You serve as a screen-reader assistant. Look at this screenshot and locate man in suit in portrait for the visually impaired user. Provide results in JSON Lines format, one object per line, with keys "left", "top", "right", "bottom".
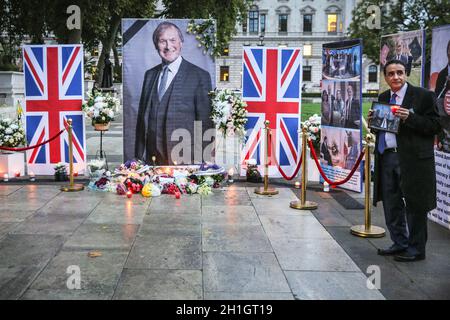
{"left": 369, "top": 59, "right": 441, "bottom": 262}
{"left": 344, "top": 84, "right": 360, "bottom": 129}
{"left": 135, "top": 21, "right": 214, "bottom": 165}
{"left": 393, "top": 40, "right": 413, "bottom": 76}
{"left": 435, "top": 40, "right": 450, "bottom": 152}
{"left": 435, "top": 40, "right": 450, "bottom": 99}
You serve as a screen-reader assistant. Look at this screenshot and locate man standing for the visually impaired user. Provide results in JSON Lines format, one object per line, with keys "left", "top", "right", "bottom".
{"left": 135, "top": 21, "right": 213, "bottom": 165}
{"left": 370, "top": 60, "right": 441, "bottom": 262}
{"left": 344, "top": 84, "right": 360, "bottom": 129}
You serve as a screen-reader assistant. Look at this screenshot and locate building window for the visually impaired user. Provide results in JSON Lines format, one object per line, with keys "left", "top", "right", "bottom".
{"left": 303, "top": 44, "right": 312, "bottom": 57}
{"left": 303, "top": 14, "right": 312, "bottom": 32}
{"left": 368, "top": 65, "right": 377, "bottom": 83}
{"left": 260, "top": 14, "right": 266, "bottom": 33}
{"left": 327, "top": 14, "right": 337, "bottom": 33}
{"left": 279, "top": 14, "right": 288, "bottom": 32}
{"left": 249, "top": 10, "right": 259, "bottom": 33}
{"left": 242, "top": 19, "right": 247, "bottom": 33}
{"left": 220, "top": 66, "right": 230, "bottom": 82}
{"left": 303, "top": 66, "right": 312, "bottom": 82}
{"left": 222, "top": 46, "right": 229, "bottom": 56}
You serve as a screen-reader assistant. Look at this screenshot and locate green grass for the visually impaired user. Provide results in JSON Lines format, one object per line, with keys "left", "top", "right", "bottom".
{"left": 301, "top": 101, "right": 372, "bottom": 136}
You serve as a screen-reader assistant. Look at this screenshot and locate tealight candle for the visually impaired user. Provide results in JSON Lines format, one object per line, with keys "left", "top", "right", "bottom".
{"left": 29, "top": 172, "right": 36, "bottom": 182}
{"left": 14, "top": 171, "right": 20, "bottom": 178}
{"left": 228, "top": 168, "right": 234, "bottom": 183}
{"left": 126, "top": 191, "right": 132, "bottom": 198}
{"left": 294, "top": 181, "right": 301, "bottom": 189}
{"left": 323, "top": 181, "right": 329, "bottom": 192}
{"left": 175, "top": 191, "right": 181, "bottom": 199}
{"left": 3, "top": 174, "right": 9, "bottom": 182}
{"left": 73, "top": 171, "right": 78, "bottom": 177}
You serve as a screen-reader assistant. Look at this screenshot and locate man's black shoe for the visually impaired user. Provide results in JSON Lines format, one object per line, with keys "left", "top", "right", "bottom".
{"left": 394, "top": 252, "right": 426, "bottom": 262}
{"left": 377, "top": 247, "right": 406, "bottom": 256}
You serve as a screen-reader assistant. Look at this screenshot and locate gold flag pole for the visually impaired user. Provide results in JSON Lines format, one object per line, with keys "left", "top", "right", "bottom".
{"left": 255, "top": 120, "right": 278, "bottom": 195}
{"left": 350, "top": 134, "right": 385, "bottom": 237}
{"left": 61, "top": 119, "right": 84, "bottom": 192}
{"left": 290, "top": 126, "right": 317, "bottom": 210}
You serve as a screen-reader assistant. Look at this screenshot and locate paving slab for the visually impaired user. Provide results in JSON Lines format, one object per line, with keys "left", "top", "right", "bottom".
{"left": 204, "top": 292, "right": 295, "bottom": 300}
{"left": 270, "top": 238, "right": 360, "bottom": 272}
{"left": 203, "top": 252, "right": 290, "bottom": 293}
{"left": 149, "top": 195, "right": 201, "bottom": 214}
{"left": 251, "top": 198, "right": 311, "bottom": 216}
{"left": 0, "top": 185, "right": 23, "bottom": 196}
{"left": 21, "top": 249, "right": 129, "bottom": 300}
{"left": 246, "top": 187, "right": 298, "bottom": 200}
{"left": 259, "top": 214, "right": 332, "bottom": 240}
{"left": 202, "top": 205, "right": 260, "bottom": 225}
{"left": 0, "top": 222, "right": 19, "bottom": 240}
{"left": 63, "top": 224, "right": 139, "bottom": 250}
{"left": 202, "top": 190, "right": 253, "bottom": 206}
{"left": 0, "top": 265, "right": 43, "bottom": 300}
{"left": 202, "top": 224, "right": 273, "bottom": 253}
{"left": 113, "top": 269, "right": 203, "bottom": 300}
{"left": 139, "top": 214, "right": 201, "bottom": 237}
{"left": 125, "top": 233, "right": 201, "bottom": 269}
{"left": 285, "top": 271, "right": 385, "bottom": 300}
{"left": 11, "top": 214, "right": 85, "bottom": 236}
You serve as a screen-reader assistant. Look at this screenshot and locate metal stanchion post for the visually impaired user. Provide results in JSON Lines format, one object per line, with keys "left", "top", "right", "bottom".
{"left": 290, "top": 127, "right": 318, "bottom": 210}
{"left": 61, "top": 119, "right": 84, "bottom": 192}
{"left": 255, "top": 120, "right": 278, "bottom": 196}
{"left": 350, "top": 135, "right": 385, "bottom": 237}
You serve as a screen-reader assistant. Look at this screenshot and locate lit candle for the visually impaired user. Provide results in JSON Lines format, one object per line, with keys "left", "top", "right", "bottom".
{"left": 14, "top": 171, "right": 20, "bottom": 178}
{"left": 73, "top": 171, "right": 78, "bottom": 177}
{"left": 294, "top": 181, "right": 301, "bottom": 189}
{"left": 175, "top": 191, "right": 181, "bottom": 199}
{"left": 29, "top": 172, "right": 36, "bottom": 182}
{"left": 151, "top": 156, "right": 156, "bottom": 166}
{"left": 173, "top": 160, "right": 178, "bottom": 166}
{"left": 126, "top": 191, "right": 132, "bottom": 198}
{"left": 228, "top": 168, "right": 234, "bottom": 183}
{"left": 323, "top": 182, "right": 330, "bottom": 192}
{"left": 3, "top": 174, "right": 9, "bottom": 182}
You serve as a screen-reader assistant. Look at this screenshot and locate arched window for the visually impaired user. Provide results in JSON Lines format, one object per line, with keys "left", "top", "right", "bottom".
{"left": 368, "top": 65, "right": 378, "bottom": 83}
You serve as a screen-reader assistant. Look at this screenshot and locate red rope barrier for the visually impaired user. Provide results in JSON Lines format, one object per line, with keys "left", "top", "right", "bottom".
{"left": 0, "top": 128, "right": 65, "bottom": 152}
{"left": 269, "top": 130, "right": 303, "bottom": 180}
{"left": 308, "top": 139, "right": 364, "bottom": 186}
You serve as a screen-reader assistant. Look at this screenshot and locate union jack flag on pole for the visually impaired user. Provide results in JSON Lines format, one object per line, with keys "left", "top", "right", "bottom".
{"left": 23, "top": 45, "right": 86, "bottom": 175}
{"left": 241, "top": 47, "right": 302, "bottom": 177}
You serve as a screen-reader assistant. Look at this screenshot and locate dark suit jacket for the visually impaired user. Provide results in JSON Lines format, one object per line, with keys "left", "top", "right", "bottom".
{"left": 373, "top": 83, "right": 441, "bottom": 213}
{"left": 135, "top": 58, "right": 213, "bottom": 164}
{"left": 435, "top": 66, "right": 448, "bottom": 98}
{"left": 345, "top": 98, "right": 360, "bottom": 129}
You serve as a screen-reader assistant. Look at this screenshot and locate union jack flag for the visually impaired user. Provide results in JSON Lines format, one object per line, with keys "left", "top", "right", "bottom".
{"left": 241, "top": 47, "right": 302, "bottom": 177}
{"left": 23, "top": 45, "right": 86, "bottom": 175}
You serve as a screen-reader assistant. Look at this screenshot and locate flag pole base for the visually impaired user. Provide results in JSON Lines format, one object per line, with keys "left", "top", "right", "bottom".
{"left": 61, "top": 184, "right": 85, "bottom": 192}
{"left": 290, "top": 200, "right": 318, "bottom": 210}
{"left": 350, "top": 225, "right": 385, "bottom": 238}
{"left": 254, "top": 187, "right": 279, "bottom": 196}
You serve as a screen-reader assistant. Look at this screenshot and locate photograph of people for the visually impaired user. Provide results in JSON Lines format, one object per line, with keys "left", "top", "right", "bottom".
{"left": 344, "top": 130, "right": 360, "bottom": 170}
{"left": 123, "top": 19, "right": 215, "bottom": 165}
{"left": 320, "top": 135, "right": 332, "bottom": 166}
{"left": 322, "top": 41, "right": 360, "bottom": 80}
{"left": 343, "top": 83, "right": 360, "bottom": 129}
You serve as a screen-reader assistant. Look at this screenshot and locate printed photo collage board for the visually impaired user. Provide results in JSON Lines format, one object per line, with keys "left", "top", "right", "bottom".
{"left": 320, "top": 39, "right": 363, "bottom": 192}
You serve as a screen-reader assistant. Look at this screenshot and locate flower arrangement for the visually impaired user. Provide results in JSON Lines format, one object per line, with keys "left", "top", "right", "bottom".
{"left": 210, "top": 89, "right": 248, "bottom": 137}
{"left": 302, "top": 114, "right": 321, "bottom": 155}
{"left": 82, "top": 90, "right": 120, "bottom": 125}
{"left": 186, "top": 18, "right": 220, "bottom": 57}
{"left": 0, "top": 118, "right": 26, "bottom": 148}
{"left": 54, "top": 162, "right": 67, "bottom": 174}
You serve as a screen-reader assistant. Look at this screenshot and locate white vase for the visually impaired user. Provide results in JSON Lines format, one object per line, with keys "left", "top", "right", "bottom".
{"left": 0, "top": 152, "right": 25, "bottom": 177}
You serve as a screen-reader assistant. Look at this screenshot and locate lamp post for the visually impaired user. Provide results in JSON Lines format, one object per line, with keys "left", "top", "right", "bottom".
{"left": 258, "top": 35, "right": 264, "bottom": 46}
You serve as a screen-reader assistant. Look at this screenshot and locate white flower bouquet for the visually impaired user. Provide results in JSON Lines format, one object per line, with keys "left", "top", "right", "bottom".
{"left": 302, "top": 114, "right": 321, "bottom": 154}
{"left": 82, "top": 90, "right": 120, "bottom": 125}
{"left": 210, "top": 89, "right": 248, "bottom": 137}
{"left": 0, "top": 118, "right": 26, "bottom": 148}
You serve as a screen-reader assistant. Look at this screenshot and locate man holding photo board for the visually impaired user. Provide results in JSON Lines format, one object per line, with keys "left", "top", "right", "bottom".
{"left": 369, "top": 59, "right": 441, "bottom": 262}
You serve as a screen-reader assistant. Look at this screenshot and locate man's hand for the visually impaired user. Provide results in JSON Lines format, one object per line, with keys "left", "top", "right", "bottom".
{"left": 395, "top": 107, "right": 409, "bottom": 121}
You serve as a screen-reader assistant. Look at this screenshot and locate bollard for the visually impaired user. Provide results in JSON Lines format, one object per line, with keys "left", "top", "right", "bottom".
{"left": 61, "top": 119, "right": 84, "bottom": 192}
{"left": 255, "top": 120, "right": 278, "bottom": 196}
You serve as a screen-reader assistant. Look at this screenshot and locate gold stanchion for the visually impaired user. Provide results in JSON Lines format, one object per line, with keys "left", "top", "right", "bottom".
{"left": 290, "top": 127, "right": 318, "bottom": 210}
{"left": 255, "top": 120, "right": 278, "bottom": 196}
{"left": 350, "top": 134, "right": 385, "bottom": 237}
{"left": 61, "top": 119, "right": 84, "bottom": 192}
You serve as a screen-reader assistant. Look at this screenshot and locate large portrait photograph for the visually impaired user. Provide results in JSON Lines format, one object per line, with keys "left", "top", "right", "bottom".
{"left": 122, "top": 19, "right": 216, "bottom": 165}
{"left": 379, "top": 30, "right": 424, "bottom": 93}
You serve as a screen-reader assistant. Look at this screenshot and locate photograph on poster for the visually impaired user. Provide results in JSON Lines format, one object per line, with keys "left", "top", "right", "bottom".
{"left": 369, "top": 102, "right": 400, "bottom": 134}
{"left": 429, "top": 25, "right": 450, "bottom": 154}
{"left": 379, "top": 30, "right": 424, "bottom": 92}
{"left": 322, "top": 44, "right": 360, "bottom": 80}
{"left": 122, "top": 19, "right": 216, "bottom": 165}
{"left": 320, "top": 127, "right": 360, "bottom": 170}
{"left": 321, "top": 80, "right": 361, "bottom": 129}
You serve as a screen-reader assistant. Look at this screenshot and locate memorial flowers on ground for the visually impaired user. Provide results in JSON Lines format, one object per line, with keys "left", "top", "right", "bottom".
{"left": 210, "top": 88, "right": 248, "bottom": 137}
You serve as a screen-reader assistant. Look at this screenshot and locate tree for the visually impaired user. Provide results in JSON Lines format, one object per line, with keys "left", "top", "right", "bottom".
{"left": 160, "top": 0, "right": 250, "bottom": 56}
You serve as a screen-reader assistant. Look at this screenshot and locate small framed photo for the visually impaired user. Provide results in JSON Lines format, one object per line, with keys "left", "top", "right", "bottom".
{"left": 369, "top": 101, "right": 401, "bottom": 134}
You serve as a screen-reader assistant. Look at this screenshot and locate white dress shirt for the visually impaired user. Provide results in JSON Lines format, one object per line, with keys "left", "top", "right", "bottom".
{"left": 385, "top": 82, "right": 408, "bottom": 148}
{"left": 157, "top": 55, "right": 183, "bottom": 93}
